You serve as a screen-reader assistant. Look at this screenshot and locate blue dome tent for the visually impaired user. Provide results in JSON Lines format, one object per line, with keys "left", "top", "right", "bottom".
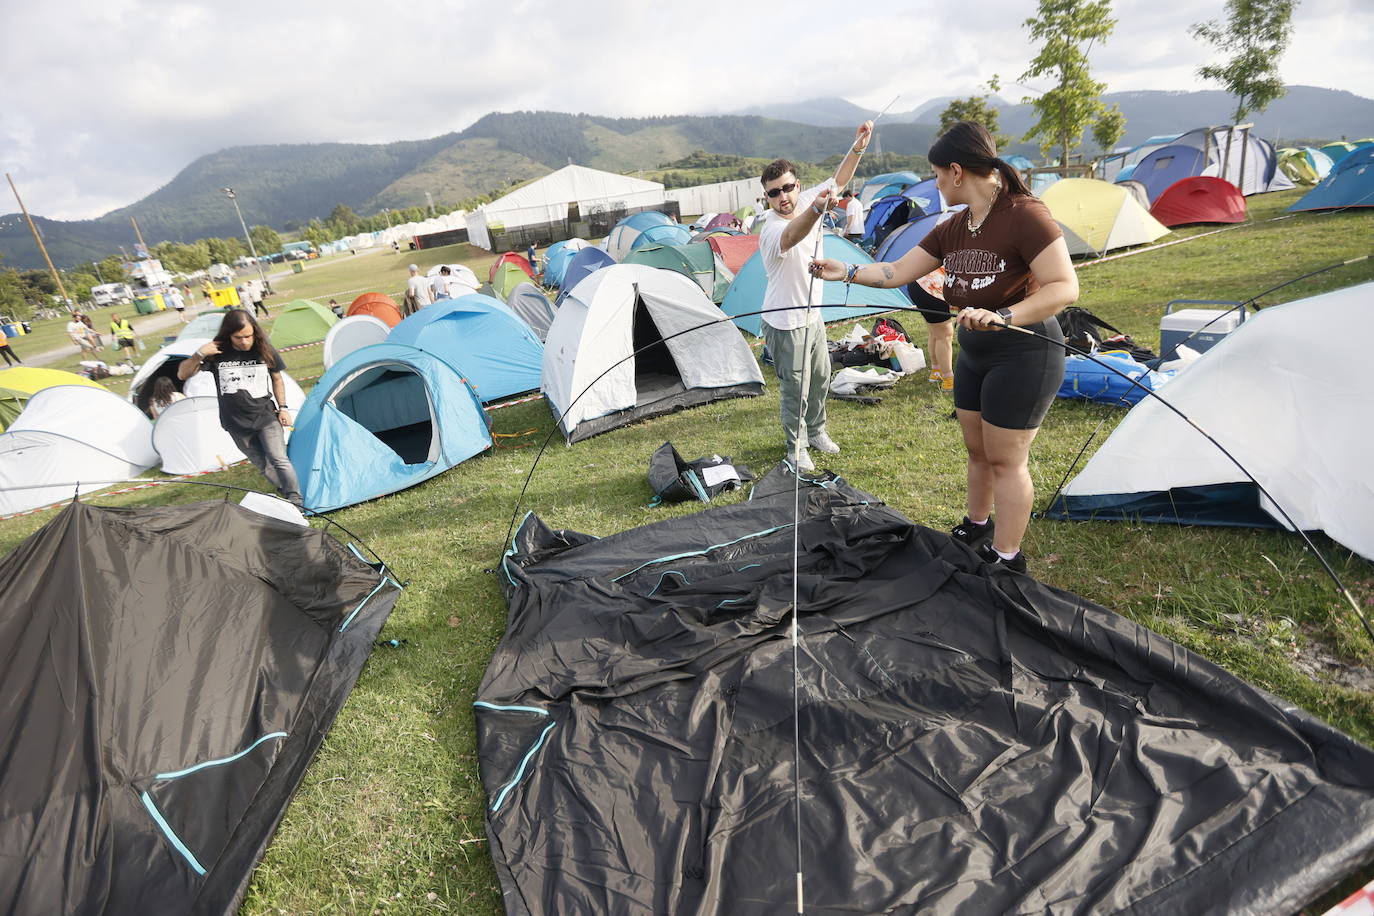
{"left": 554, "top": 247, "right": 617, "bottom": 308}
{"left": 629, "top": 223, "right": 693, "bottom": 253}
{"left": 288, "top": 343, "right": 491, "bottom": 512}
{"left": 540, "top": 239, "right": 589, "bottom": 288}
{"left": 873, "top": 211, "right": 951, "bottom": 263}
{"left": 388, "top": 295, "right": 544, "bottom": 403}
{"left": 858, "top": 170, "right": 922, "bottom": 206}
{"left": 1287, "top": 147, "right": 1374, "bottom": 212}
{"left": 720, "top": 235, "right": 911, "bottom": 336}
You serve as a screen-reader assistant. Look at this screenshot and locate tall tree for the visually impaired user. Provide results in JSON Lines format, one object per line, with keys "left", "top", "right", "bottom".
{"left": 249, "top": 225, "right": 282, "bottom": 254}
{"left": 939, "top": 78, "right": 1011, "bottom": 149}
{"left": 1092, "top": 104, "right": 1128, "bottom": 156}
{"left": 1019, "top": 0, "right": 1116, "bottom": 171}
{"left": 1190, "top": 0, "right": 1297, "bottom": 124}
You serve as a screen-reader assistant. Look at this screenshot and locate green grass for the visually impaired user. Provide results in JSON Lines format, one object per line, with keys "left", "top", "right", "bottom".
{"left": 2, "top": 189, "right": 1372, "bottom": 913}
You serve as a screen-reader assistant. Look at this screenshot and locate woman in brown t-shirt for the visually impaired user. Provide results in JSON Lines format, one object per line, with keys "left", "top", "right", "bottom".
{"left": 811, "top": 121, "right": 1079, "bottom": 573}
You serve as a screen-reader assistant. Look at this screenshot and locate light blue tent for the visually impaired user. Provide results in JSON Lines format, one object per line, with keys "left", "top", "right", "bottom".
{"left": 540, "top": 239, "right": 589, "bottom": 288}
{"left": 287, "top": 343, "right": 491, "bottom": 512}
{"left": 873, "top": 211, "right": 947, "bottom": 263}
{"left": 605, "top": 211, "right": 674, "bottom": 260}
{"left": 388, "top": 295, "right": 544, "bottom": 403}
{"left": 1288, "top": 146, "right": 1374, "bottom": 212}
{"left": 554, "top": 247, "right": 617, "bottom": 308}
{"left": 629, "top": 223, "right": 693, "bottom": 253}
{"left": 720, "top": 234, "right": 912, "bottom": 336}
{"left": 858, "top": 171, "right": 922, "bottom": 207}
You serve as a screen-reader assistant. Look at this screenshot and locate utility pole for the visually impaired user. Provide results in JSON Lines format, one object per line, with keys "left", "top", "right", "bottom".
{"left": 222, "top": 188, "right": 270, "bottom": 294}
{"left": 130, "top": 216, "right": 149, "bottom": 258}
{"left": 6, "top": 172, "right": 74, "bottom": 310}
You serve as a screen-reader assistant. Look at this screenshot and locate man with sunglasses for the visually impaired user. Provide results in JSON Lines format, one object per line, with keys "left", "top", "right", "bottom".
{"left": 758, "top": 119, "right": 873, "bottom": 471}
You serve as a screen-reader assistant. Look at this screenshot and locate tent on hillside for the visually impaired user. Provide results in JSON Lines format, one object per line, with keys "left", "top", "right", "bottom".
{"left": 605, "top": 210, "right": 673, "bottom": 261}
{"left": 1047, "top": 281, "right": 1374, "bottom": 561}
{"left": 491, "top": 261, "right": 533, "bottom": 300}
{"left": 858, "top": 170, "right": 921, "bottom": 206}
{"left": 0, "top": 499, "right": 399, "bottom": 913}
{"left": 1277, "top": 147, "right": 1334, "bottom": 185}
{"left": 129, "top": 338, "right": 305, "bottom": 421}
{"left": 481, "top": 466, "right": 1374, "bottom": 914}
{"left": 466, "top": 164, "right": 666, "bottom": 251}
{"left": 0, "top": 386, "right": 157, "bottom": 514}
{"left": 543, "top": 264, "right": 764, "bottom": 442}
{"left": 489, "top": 252, "right": 535, "bottom": 284}
{"left": 388, "top": 295, "right": 544, "bottom": 403}
{"left": 288, "top": 343, "right": 491, "bottom": 512}
{"left": 624, "top": 241, "right": 733, "bottom": 303}
{"left": 270, "top": 300, "right": 337, "bottom": 349}
{"left": 1149, "top": 176, "right": 1247, "bottom": 227}
{"left": 721, "top": 234, "right": 911, "bottom": 336}
{"left": 540, "top": 238, "right": 590, "bottom": 287}
{"left": 323, "top": 315, "right": 392, "bottom": 370}
{"left": 0, "top": 366, "right": 104, "bottom": 397}
{"left": 175, "top": 308, "right": 232, "bottom": 342}
{"left": 1039, "top": 178, "right": 1170, "bottom": 257}
{"left": 1103, "top": 126, "right": 1293, "bottom": 201}
{"left": 426, "top": 263, "right": 482, "bottom": 297}
{"left": 1320, "top": 141, "right": 1357, "bottom": 165}
{"left": 346, "top": 292, "right": 402, "bottom": 327}
{"left": 506, "top": 282, "right": 558, "bottom": 343}
{"left": 553, "top": 247, "right": 617, "bottom": 308}
{"left": 705, "top": 233, "right": 760, "bottom": 274}
{"left": 152, "top": 396, "right": 247, "bottom": 473}
{"left": 1287, "top": 147, "right": 1374, "bottom": 212}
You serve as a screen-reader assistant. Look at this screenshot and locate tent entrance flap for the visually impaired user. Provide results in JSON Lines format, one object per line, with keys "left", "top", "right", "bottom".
{"left": 632, "top": 293, "right": 686, "bottom": 405}
{"left": 330, "top": 365, "right": 435, "bottom": 465}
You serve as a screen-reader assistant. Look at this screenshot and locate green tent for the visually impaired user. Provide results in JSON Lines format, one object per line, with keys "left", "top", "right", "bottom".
{"left": 0, "top": 387, "right": 29, "bottom": 431}
{"left": 269, "top": 300, "right": 337, "bottom": 349}
{"left": 624, "top": 242, "right": 734, "bottom": 303}
{"left": 491, "top": 262, "right": 532, "bottom": 301}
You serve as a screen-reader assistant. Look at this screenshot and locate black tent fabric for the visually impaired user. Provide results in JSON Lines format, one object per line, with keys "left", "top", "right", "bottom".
{"left": 481, "top": 466, "right": 1374, "bottom": 915}
{"left": 0, "top": 500, "right": 401, "bottom": 915}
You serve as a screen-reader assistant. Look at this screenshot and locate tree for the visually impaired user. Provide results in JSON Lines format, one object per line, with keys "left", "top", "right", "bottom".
{"left": 206, "top": 236, "right": 245, "bottom": 265}
{"left": 249, "top": 224, "right": 282, "bottom": 256}
{"left": 1092, "top": 103, "right": 1127, "bottom": 156}
{"left": 1019, "top": 0, "right": 1116, "bottom": 171}
{"left": 328, "top": 204, "right": 359, "bottom": 229}
{"left": 939, "top": 78, "right": 1011, "bottom": 149}
{"left": 1191, "top": 0, "right": 1297, "bottom": 124}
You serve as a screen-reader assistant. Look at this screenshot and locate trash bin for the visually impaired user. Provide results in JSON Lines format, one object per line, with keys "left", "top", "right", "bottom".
{"left": 133, "top": 295, "right": 157, "bottom": 314}
{"left": 291, "top": 261, "right": 304, "bottom": 274}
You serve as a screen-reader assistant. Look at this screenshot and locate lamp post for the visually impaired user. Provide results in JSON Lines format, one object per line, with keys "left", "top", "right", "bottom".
{"left": 222, "top": 187, "right": 271, "bottom": 295}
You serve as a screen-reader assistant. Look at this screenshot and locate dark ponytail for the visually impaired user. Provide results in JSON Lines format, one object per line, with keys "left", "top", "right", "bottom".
{"left": 928, "top": 121, "right": 1032, "bottom": 197}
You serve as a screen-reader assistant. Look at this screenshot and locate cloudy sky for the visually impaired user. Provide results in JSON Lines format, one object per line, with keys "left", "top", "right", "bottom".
{"left": 3, "top": 0, "right": 1370, "bottom": 221}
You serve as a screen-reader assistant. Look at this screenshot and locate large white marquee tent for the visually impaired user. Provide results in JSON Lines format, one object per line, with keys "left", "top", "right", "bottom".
{"left": 466, "top": 165, "right": 666, "bottom": 250}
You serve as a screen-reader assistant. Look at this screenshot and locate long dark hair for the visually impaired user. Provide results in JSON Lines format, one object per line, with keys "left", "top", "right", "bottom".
{"left": 214, "top": 309, "right": 281, "bottom": 368}
{"left": 928, "top": 121, "right": 1031, "bottom": 197}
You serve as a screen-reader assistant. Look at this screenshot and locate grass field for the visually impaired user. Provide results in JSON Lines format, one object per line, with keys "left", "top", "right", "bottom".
{"left": 4, "top": 189, "right": 1373, "bottom": 913}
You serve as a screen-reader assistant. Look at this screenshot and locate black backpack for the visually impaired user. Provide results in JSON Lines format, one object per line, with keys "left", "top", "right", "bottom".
{"left": 1056, "top": 307, "right": 1157, "bottom": 363}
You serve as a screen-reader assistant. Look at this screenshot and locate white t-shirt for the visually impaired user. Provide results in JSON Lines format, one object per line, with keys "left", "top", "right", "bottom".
{"left": 759, "top": 178, "right": 835, "bottom": 331}
{"left": 845, "top": 198, "right": 866, "bottom": 236}
{"left": 67, "top": 320, "right": 89, "bottom": 343}
{"left": 430, "top": 275, "right": 454, "bottom": 300}
{"left": 408, "top": 274, "right": 434, "bottom": 307}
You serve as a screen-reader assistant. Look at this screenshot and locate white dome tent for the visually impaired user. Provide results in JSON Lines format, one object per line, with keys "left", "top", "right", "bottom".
{"left": 151, "top": 397, "right": 248, "bottom": 475}
{"left": 323, "top": 315, "right": 392, "bottom": 370}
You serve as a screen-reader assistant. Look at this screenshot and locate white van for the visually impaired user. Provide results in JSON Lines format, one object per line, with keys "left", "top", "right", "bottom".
{"left": 90, "top": 283, "right": 133, "bottom": 307}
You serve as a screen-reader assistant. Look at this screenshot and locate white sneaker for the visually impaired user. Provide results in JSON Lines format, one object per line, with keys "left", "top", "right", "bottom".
{"left": 790, "top": 447, "right": 815, "bottom": 472}
{"left": 810, "top": 431, "right": 840, "bottom": 454}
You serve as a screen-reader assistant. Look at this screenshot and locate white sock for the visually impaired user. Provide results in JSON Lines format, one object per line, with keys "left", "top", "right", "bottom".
{"left": 995, "top": 547, "right": 1019, "bottom": 561}
{"left": 968, "top": 517, "right": 989, "bottom": 526}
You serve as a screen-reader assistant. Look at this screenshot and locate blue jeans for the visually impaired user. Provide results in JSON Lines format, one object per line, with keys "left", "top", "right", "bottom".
{"left": 228, "top": 422, "right": 301, "bottom": 502}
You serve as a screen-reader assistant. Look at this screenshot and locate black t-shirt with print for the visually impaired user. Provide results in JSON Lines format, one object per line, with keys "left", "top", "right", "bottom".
{"left": 203, "top": 348, "right": 285, "bottom": 433}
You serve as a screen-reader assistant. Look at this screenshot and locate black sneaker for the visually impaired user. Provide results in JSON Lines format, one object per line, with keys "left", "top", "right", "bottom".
{"left": 977, "top": 542, "right": 1027, "bottom": 574}
{"left": 950, "top": 516, "right": 994, "bottom": 547}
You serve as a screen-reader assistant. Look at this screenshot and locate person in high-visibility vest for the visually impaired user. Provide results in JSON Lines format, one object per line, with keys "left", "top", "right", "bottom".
{"left": 110, "top": 314, "right": 137, "bottom": 366}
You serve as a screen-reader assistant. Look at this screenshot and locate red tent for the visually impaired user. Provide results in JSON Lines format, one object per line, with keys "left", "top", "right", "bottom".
{"left": 489, "top": 252, "right": 536, "bottom": 283}
{"left": 1149, "top": 176, "right": 1247, "bottom": 227}
{"left": 347, "top": 292, "right": 403, "bottom": 327}
{"left": 706, "top": 234, "right": 761, "bottom": 274}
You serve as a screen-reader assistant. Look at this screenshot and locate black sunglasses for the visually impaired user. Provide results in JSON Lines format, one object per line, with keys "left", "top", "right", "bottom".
{"left": 765, "top": 182, "right": 799, "bottom": 198}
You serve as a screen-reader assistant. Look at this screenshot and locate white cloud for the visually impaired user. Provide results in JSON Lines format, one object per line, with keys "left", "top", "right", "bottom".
{"left": 1, "top": 0, "right": 1369, "bottom": 220}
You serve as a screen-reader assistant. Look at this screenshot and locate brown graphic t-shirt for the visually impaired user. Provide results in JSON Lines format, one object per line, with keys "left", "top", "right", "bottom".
{"left": 918, "top": 194, "right": 1062, "bottom": 314}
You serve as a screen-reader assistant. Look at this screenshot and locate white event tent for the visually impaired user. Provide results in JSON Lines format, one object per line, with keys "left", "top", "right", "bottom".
{"left": 466, "top": 165, "right": 666, "bottom": 250}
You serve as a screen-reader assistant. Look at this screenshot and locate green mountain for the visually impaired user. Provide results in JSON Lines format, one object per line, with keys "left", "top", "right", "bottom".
{"left": 0, "top": 111, "right": 939, "bottom": 268}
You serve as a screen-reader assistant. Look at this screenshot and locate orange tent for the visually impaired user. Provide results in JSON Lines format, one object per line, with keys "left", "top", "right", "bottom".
{"left": 706, "top": 234, "right": 761, "bottom": 274}
{"left": 347, "top": 292, "right": 403, "bottom": 327}
{"left": 489, "top": 252, "right": 535, "bottom": 283}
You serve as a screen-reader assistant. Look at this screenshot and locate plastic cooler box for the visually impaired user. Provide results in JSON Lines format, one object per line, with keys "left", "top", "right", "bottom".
{"left": 1159, "top": 299, "right": 1246, "bottom": 356}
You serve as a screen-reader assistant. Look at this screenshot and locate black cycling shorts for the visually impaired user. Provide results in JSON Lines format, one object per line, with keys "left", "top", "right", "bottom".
{"left": 953, "top": 318, "right": 1064, "bottom": 429}
{"left": 905, "top": 281, "right": 953, "bottom": 324}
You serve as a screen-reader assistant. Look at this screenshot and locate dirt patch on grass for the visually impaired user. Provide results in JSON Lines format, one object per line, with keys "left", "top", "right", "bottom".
{"left": 1293, "top": 635, "right": 1374, "bottom": 692}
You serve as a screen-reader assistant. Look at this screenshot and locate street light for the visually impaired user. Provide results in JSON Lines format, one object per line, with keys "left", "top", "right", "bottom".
{"left": 222, "top": 187, "right": 271, "bottom": 295}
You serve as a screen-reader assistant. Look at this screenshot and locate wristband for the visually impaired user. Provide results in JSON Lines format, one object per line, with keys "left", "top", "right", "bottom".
{"left": 811, "top": 202, "right": 824, "bottom": 216}
{"left": 845, "top": 263, "right": 859, "bottom": 284}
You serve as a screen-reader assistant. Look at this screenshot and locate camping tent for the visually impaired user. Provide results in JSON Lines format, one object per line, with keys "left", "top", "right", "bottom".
{"left": 465, "top": 164, "right": 666, "bottom": 251}
{"left": 1277, "top": 147, "right": 1335, "bottom": 185}
{"left": 491, "top": 261, "right": 533, "bottom": 300}
{"left": 128, "top": 338, "right": 305, "bottom": 421}
{"left": 704, "top": 212, "right": 740, "bottom": 231}
{"left": 605, "top": 210, "right": 673, "bottom": 261}
{"left": 1039, "top": 178, "right": 1171, "bottom": 257}
{"left": 862, "top": 178, "right": 942, "bottom": 248}
{"left": 346, "top": 292, "right": 403, "bottom": 327}
{"left": 1105, "top": 126, "right": 1293, "bottom": 201}
{"left": 705, "top": 233, "right": 761, "bottom": 275}
{"left": 0, "top": 388, "right": 27, "bottom": 431}
{"left": 1149, "top": 176, "right": 1247, "bottom": 227}
{"left": 489, "top": 252, "right": 536, "bottom": 284}
{"left": 540, "top": 238, "right": 590, "bottom": 287}
{"left": 0, "top": 385, "right": 157, "bottom": 514}
{"left": 323, "top": 315, "right": 392, "bottom": 370}
{"left": 624, "top": 241, "right": 734, "bottom": 303}
{"left": 151, "top": 396, "right": 247, "bottom": 473}
{"left": 720, "top": 234, "right": 911, "bottom": 336}
{"left": 426, "top": 263, "right": 482, "bottom": 297}
{"left": 858, "top": 170, "right": 922, "bottom": 206}
{"left": 873, "top": 210, "right": 958, "bottom": 263}
{"left": 0, "top": 366, "right": 104, "bottom": 396}
{"left": 481, "top": 466, "right": 1374, "bottom": 914}
{"left": 175, "top": 308, "right": 231, "bottom": 342}
{"left": 506, "top": 282, "right": 558, "bottom": 343}
{"left": 1047, "top": 281, "right": 1374, "bottom": 561}
{"left": 1320, "top": 141, "right": 1358, "bottom": 165}
{"left": 270, "top": 300, "right": 337, "bottom": 349}
{"left": 629, "top": 223, "right": 693, "bottom": 254}
{"left": 388, "top": 295, "right": 544, "bottom": 403}
{"left": 553, "top": 247, "right": 617, "bottom": 308}
{"left": 542, "top": 264, "right": 764, "bottom": 442}
{"left": 0, "top": 499, "right": 399, "bottom": 913}
{"left": 288, "top": 342, "right": 491, "bottom": 512}
{"left": 1287, "top": 146, "right": 1374, "bottom": 212}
